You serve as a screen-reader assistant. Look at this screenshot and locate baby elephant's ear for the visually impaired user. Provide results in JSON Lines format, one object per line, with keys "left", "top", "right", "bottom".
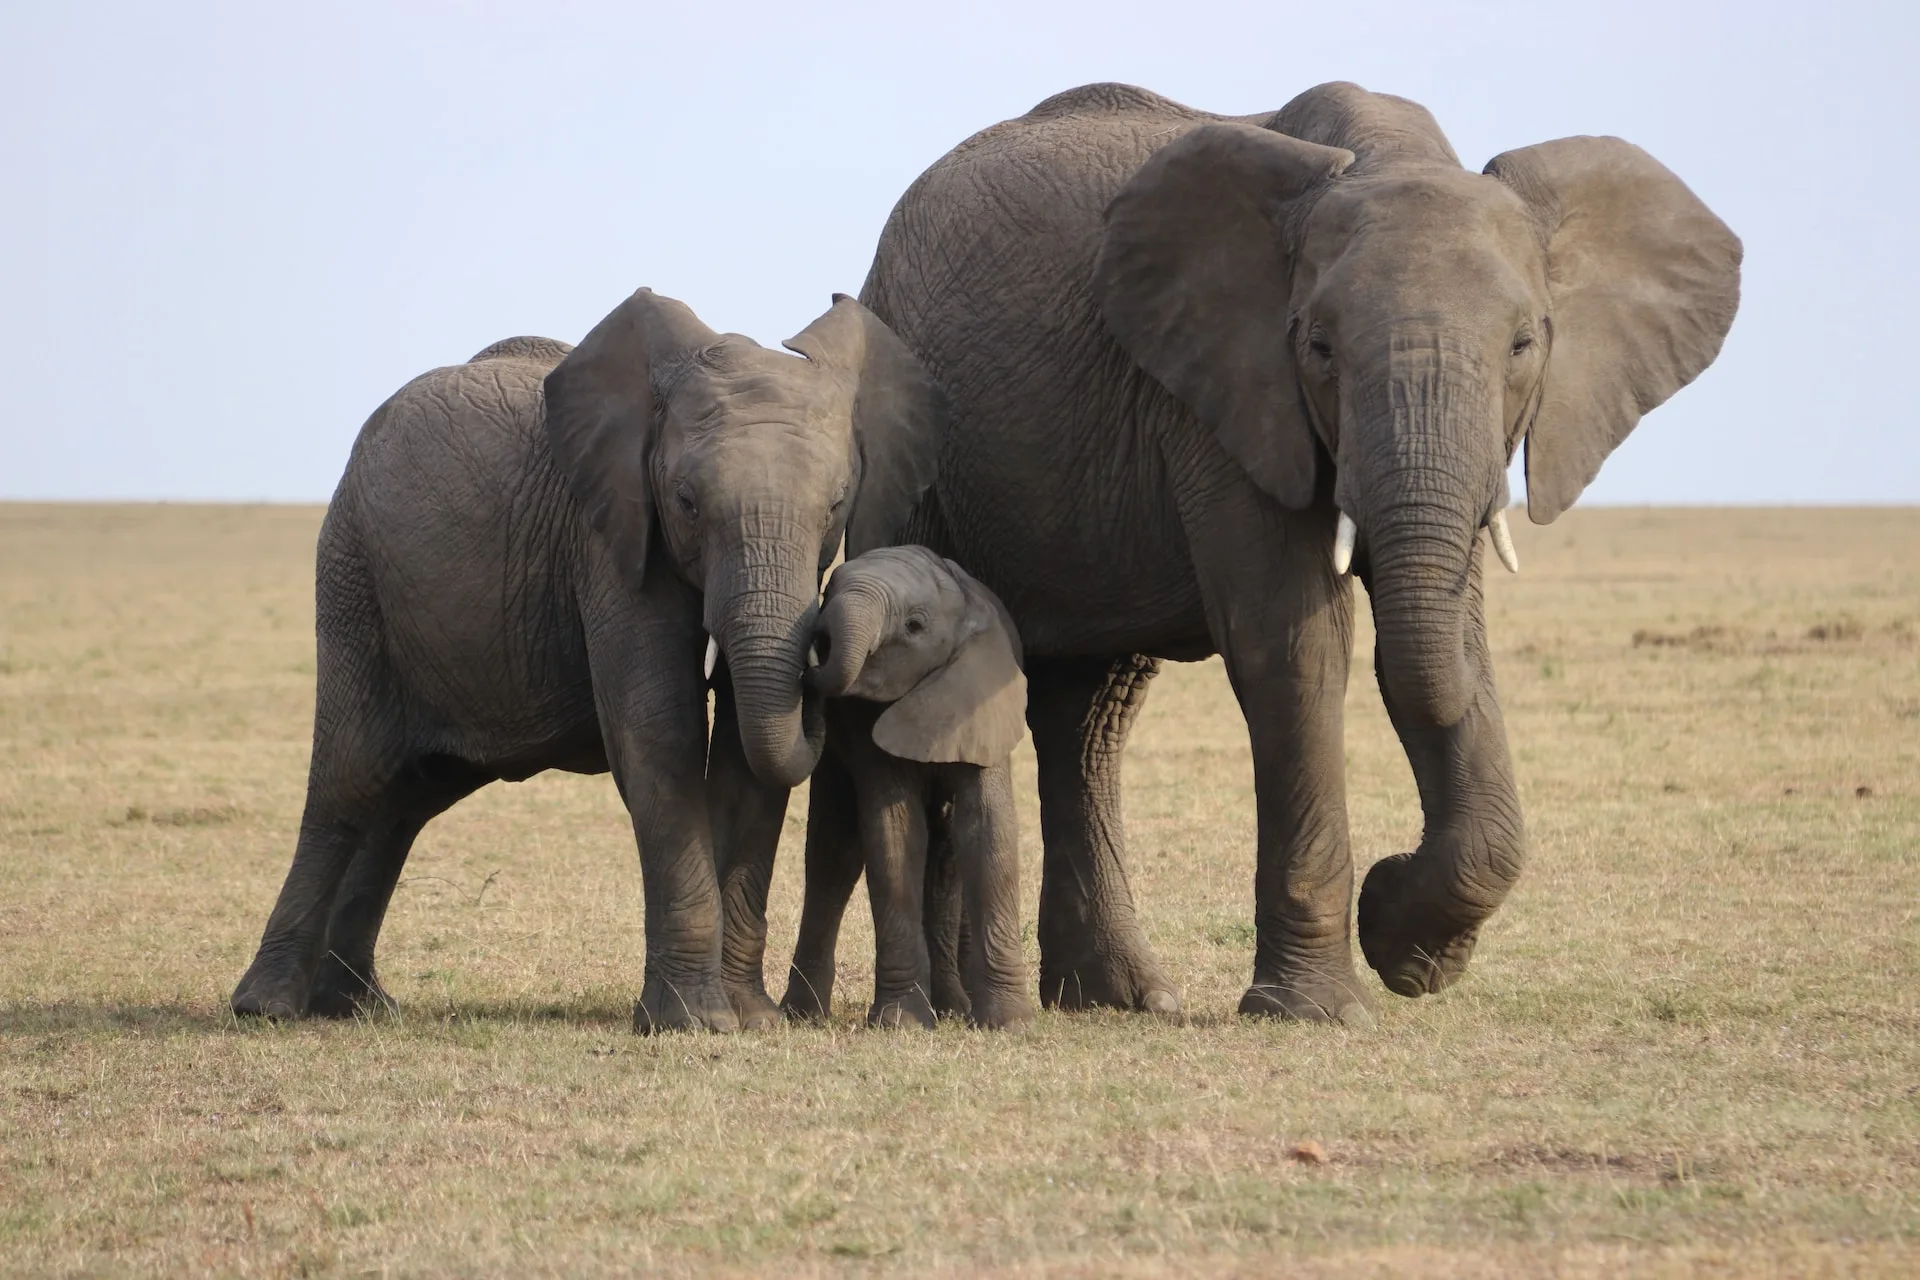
{"left": 872, "top": 580, "right": 1026, "bottom": 767}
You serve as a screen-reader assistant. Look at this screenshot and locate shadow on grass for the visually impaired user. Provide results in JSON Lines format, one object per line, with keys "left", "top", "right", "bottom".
{"left": 0, "top": 993, "right": 635, "bottom": 1037}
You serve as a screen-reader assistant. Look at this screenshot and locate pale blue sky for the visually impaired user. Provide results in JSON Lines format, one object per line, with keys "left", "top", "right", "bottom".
{"left": 2, "top": 1, "right": 1914, "bottom": 503}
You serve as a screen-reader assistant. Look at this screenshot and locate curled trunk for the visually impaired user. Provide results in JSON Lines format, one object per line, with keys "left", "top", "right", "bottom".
{"left": 710, "top": 549, "right": 826, "bottom": 790}
{"left": 812, "top": 581, "right": 885, "bottom": 698}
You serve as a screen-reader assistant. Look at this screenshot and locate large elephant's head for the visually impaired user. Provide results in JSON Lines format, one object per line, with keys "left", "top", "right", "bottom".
{"left": 1095, "top": 82, "right": 1741, "bottom": 728}
{"left": 543, "top": 289, "right": 944, "bottom": 788}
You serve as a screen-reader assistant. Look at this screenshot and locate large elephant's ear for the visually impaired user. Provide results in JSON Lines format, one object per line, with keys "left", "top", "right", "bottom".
{"left": 1095, "top": 123, "right": 1353, "bottom": 509}
{"left": 1486, "top": 137, "right": 1742, "bottom": 523}
{"left": 784, "top": 295, "right": 946, "bottom": 556}
{"left": 544, "top": 289, "right": 717, "bottom": 591}
{"left": 873, "top": 568, "right": 1026, "bottom": 767}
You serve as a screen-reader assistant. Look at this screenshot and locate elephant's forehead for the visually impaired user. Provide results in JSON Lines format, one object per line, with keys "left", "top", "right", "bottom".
{"left": 671, "top": 353, "right": 851, "bottom": 432}
{"left": 832, "top": 548, "right": 952, "bottom": 603}
{"left": 1312, "top": 170, "right": 1535, "bottom": 249}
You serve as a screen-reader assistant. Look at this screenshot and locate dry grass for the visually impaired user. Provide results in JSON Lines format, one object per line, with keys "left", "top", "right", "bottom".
{"left": 1, "top": 503, "right": 1915, "bottom": 1277}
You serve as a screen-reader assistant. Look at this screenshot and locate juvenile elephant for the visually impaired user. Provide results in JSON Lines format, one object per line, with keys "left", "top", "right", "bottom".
{"left": 849, "top": 81, "right": 1741, "bottom": 1020}
{"left": 229, "top": 290, "right": 943, "bottom": 1032}
{"left": 779, "top": 547, "right": 1035, "bottom": 1031}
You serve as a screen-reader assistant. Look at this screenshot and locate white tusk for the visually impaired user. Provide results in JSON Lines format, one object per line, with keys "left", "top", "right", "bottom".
{"left": 1488, "top": 509, "right": 1520, "bottom": 574}
{"left": 703, "top": 635, "right": 719, "bottom": 680}
{"left": 807, "top": 643, "right": 822, "bottom": 669}
{"left": 1332, "top": 511, "right": 1356, "bottom": 576}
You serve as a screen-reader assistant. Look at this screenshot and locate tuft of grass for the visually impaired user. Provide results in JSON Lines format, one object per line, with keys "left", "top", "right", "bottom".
{"left": 1, "top": 503, "right": 1917, "bottom": 1276}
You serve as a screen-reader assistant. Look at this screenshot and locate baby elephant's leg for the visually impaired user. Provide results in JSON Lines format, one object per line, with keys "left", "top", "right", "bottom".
{"left": 950, "top": 762, "right": 1036, "bottom": 1030}
{"left": 781, "top": 754, "right": 862, "bottom": 1021}
{"left": 859, "top": 760, "right": 938, "bottom": 1029}
{"left": 922, "top": 806, "right": 971, "bottom": 1019}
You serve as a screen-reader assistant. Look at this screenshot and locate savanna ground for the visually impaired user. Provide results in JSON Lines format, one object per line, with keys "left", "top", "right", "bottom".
{"left": 0, "top": 504, "right": 1915, "bottom": 1277}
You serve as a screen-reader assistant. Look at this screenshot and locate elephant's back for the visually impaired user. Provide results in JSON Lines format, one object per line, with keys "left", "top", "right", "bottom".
{"left": 862, "top": 87, "right": 1248, "bottom": 655}
{"left": 868, "top": 86, "right": 1221, "bottom": 337}
{"left": 326, "top": 355, "right": 592, "bottom": 734}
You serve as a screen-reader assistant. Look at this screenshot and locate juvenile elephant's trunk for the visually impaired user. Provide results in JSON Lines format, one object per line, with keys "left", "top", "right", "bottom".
{"left": 812, "top": 579, "right": 885, "bottom": 698}
{"left": 708, "top": 544, "right": 826, "bottom": 790}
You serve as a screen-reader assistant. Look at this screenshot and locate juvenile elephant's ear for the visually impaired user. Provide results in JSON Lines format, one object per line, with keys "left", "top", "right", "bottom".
{"left": 785, "top": 295, "right": 946, "bottom": 557}
{"left": 1096, "top": 123, "right": 1353, "bottom": 509}
{"left": 1486, "top": 137, "right": 1742, "bottom": 524}
{"left": 873, "top": 570, "right": 1027, "bottom": 767}
{"left": 544, "top": 289, "right": 717, "bottom": 591}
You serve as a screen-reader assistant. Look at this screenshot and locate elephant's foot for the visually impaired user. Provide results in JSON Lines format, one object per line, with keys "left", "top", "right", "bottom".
{"left": 230, "top": 958, "right": 309, "bottom": 1022}
{"left": 929, "top": 965, "right": 971, "bottom": 1020}
{"left": 307, "top": 953, "right": 398, "bottom": 1019}
{"left": 967, "top": 987, "right": 1036, "bottom": 1032}
{"left": 868, "top": 988, "right": 938, "bottom": 1030}
{"left": 778, "top": 964, "right": 835, "bottom": 1022}
{"left": 1038, "top": 934, "right": 1181, "bottom": 1015}
{"left": 633, "top": 974, "right": 741, "bottom": 1034}
{"left": 1357, "top": 852, "right": 1482, "bottom": 997}
{"left": 724, "top": 979, "right": 785, "bottom": 1032}
{"left": 1238, "top": 964, "right": 1377, "bottom": 1028}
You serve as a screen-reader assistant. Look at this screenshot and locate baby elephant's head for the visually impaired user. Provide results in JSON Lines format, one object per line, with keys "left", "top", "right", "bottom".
{"left": 811, "top": 547, "right": 1026, "bottom": 766}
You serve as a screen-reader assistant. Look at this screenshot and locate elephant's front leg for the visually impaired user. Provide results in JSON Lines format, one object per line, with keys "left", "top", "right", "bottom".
{"left": 588, "top": 608, "right": 738, "bottom": 1034}
{"left": 708, "top": 669, "right": 792, "bottom": 1030}
{"left": 1027, "top": 654, "right": 1181, "bottom": 1015}
{"left": 856, "top": 760, "right": 937, "bottom": 1029}
{"left": 1181, "top": 481, "right": 1373, "bottom": 1026}
{"left": 780, "top": 750, "right": 861, "bottom": 1020}
{"left": 1357, "top": 560, "right": 1524, "bottom": 996}
{"left": 947, "top": 763, "right": 1035, "bottom": 1030}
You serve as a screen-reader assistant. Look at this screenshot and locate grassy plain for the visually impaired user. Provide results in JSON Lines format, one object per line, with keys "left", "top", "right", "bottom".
{"left": 1, "top": 503, "right": 1915, "bottom": 1276}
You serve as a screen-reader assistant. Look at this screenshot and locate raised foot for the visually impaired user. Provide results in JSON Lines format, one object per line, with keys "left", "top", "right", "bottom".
{"left": 868, "top": 988, "right": 937, "bottom": 1030}
{"left": 725, "top": 980, "right": 785, "bottom": 1032}
{"left": 307, "top": 955, "right": 399, "bottom": 1019}
{"left": 1238, "top": 971, "right": 1377, "bottom": 1028}
{"left": 1357, "top": 852, "right": 1482, "bottom": 997}
{"left": 634, "top": 975, "right": 740, "bottom": 1034}
{"left": 1039, "top": 940, "right": 1181, "bottom": 1015}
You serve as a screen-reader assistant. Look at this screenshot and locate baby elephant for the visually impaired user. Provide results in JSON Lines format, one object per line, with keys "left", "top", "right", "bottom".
{"left": 785, "top": 547, "right": 1035, "bottom": 1030}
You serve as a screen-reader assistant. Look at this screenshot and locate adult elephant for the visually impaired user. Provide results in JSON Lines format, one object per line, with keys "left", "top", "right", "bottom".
{"left": 229, "top": 289, "right": 942, "bottom": 1032}
{"left": 853, "top": 81, "right": 1740, "bottom": 1021}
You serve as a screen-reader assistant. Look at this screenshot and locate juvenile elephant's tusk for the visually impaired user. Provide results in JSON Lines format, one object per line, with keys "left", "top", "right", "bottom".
{"left": 1488, "top": 509, "right": 1520, "bottom": 574}
{"left": 1332, "top": 511, "right": 1357, "bottom": 576}
{"left": 703, "top": 635, "right": 719, "bottom": 680}
{"left": 807, "top": 643, "right": 821, "bottom": 669}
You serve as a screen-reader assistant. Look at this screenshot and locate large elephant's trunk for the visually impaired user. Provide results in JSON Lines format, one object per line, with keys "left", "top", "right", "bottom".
{"left": 708, "top": 538, "right": 825, "bottom": 790}
{"left": 1343, "top": 354, "right": 1527, "bottom": 996}
{"left": 1364, "top": 503, "right": 1476, "bottom": 730}
{"left": 1344, "top": 366, "right": 1491, "bottom": 731}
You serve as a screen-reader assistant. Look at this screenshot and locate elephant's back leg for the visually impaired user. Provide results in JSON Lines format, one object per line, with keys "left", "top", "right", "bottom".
{"left": 304, "top": 752, "right": 493, "bottom": 1017}
{"left": 233, "top": 521, "right": 436, "bottom": 1017}
{"left": 1026, "top": 653, "right": 1179, "bottom": 1014}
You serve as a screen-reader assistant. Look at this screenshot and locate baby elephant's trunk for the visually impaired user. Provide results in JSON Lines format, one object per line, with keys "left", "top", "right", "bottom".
{"left": 812, "top": 581, "right": 885, "bottom": 698}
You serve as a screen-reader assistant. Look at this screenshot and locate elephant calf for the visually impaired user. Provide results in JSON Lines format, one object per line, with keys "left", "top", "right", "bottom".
{"left": 780, "top": 547, "right": 1035, "bottom": 1030}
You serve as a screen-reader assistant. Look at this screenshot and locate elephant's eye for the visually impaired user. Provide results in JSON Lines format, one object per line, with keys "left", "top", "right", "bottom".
{"left": 1510, "top": 333, "right": 1534, "bottom": 357}
{"left": 904, "top": 614, "right": 927, "bottom": 637}
{"left": 674, "top": 481, "right": 699, "bottom": 521}
{"left": 1308, "top": 328, "right": 1333, "bottom": 359}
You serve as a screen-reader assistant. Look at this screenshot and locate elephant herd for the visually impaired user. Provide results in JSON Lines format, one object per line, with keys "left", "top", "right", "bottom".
{"left": 231, "top": 80, "right": 1741, "bottom": 1033}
